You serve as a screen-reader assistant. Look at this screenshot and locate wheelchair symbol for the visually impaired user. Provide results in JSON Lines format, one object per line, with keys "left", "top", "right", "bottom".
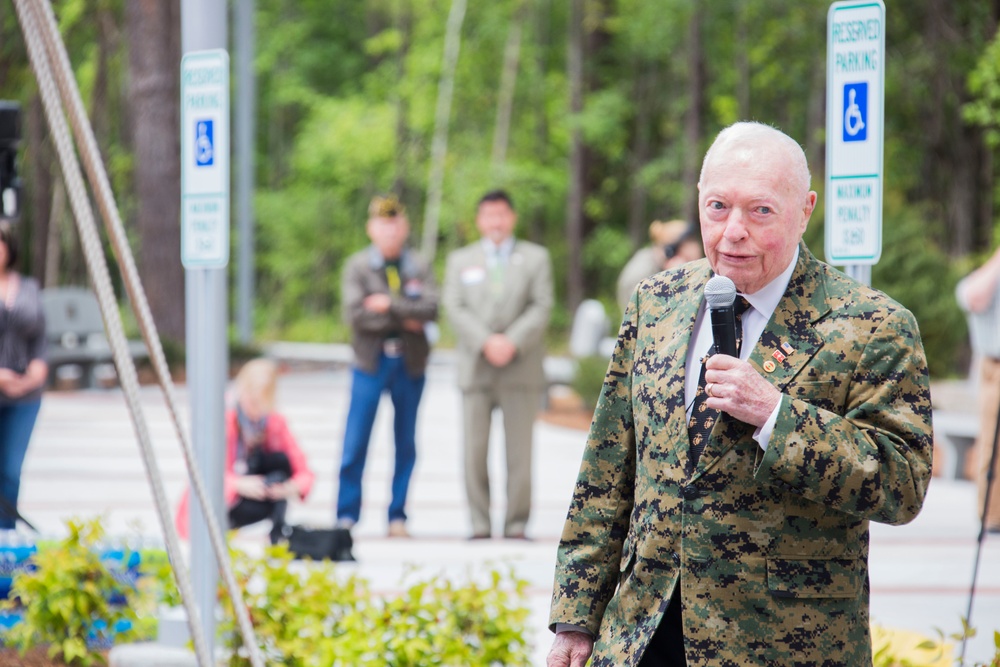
{"left": 195, "top": 120, "right": 214, "bottom": 166}
{"left": 842, "top": 83, "right": 868, "bottom": 143}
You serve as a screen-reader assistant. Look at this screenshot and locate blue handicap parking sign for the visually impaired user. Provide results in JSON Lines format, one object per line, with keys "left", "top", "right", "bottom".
{"left": 195, "top": 119, "right": 214, "bottom": 166}
{"left": 842, "top": 82, "right": 868, "bottom": 143}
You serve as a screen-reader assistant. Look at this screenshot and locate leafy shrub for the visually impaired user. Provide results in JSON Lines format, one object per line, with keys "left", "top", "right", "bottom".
{"left": 571, "top": 355, "right": 612, "bottom": 412}
{"left": 1, "top": 518, "right": 142, "bottom": 666}
{"left": 219, "top": 544, "right": 533, "bottom": 666}
{"left": 872, "top": 619, "right": 1000, "bottom": 667}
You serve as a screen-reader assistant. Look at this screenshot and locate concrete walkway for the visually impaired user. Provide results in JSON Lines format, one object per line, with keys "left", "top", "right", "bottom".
{"left": 18, "top": 351, "right": 1000, "bottom": 665}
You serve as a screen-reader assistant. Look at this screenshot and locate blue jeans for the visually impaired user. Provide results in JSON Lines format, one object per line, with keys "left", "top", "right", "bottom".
{"left": 0, "top": 400, "right": 41, "bottom": 530}
{"left": 336, "top": 353, "right": 426, "bottom": 524}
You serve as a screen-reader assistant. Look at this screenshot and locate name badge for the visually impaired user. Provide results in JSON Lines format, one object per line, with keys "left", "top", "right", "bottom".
{"left": 460, "top": 266, "right": 487, "bottom": 284}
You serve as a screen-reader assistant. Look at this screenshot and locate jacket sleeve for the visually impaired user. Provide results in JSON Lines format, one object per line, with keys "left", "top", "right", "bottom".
{"left": 549, "top": 290, "right": 638, "bottom": 634}
{"left": 756, "top": 307, "right": 934, "bottom": 525}
{"left": 268, "top": 413, "right": 314, "bottom": 500}
{"left": 342, "top": 254, "right": 394, "bottom": 335}
{"left": 504, "top": 248, "right": 554, "bottom": 351}
{"left": 443, "top": 251, "right": 494, "bottom": 353}
{"left": 222, "top": 411, "right": 241, "bottom": 507}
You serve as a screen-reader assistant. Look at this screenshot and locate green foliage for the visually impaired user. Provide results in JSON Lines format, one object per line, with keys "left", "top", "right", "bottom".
{"left": 571, "top": 355, "right": 611, "bottom": 412}
{"left": 871, "top": 618, "right": 1000, "bottom": 667}
{"left": 219, "top": 544, "right": 533, "bottom": 666}
{"left": 964, "top": 26, "right": 1000, "bottom": 148}
{"left": 871, "top": 200, "right": 968, "bottom": 378}
{"left": 1, "top": 518, "right": 142, "bottom": 666}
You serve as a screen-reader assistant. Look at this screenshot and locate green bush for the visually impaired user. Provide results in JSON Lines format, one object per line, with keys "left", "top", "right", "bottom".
{"left": 872, "top": 618, "right": 1000, "bottom": 667}
{"left": 571, "top": 355, "right": 612, "bottom": 412}
{"left": 1, "top": 518, "right": 144, "bottom": 666}
{"left": 219, "top": 544, "right": 533, "bottom": 666}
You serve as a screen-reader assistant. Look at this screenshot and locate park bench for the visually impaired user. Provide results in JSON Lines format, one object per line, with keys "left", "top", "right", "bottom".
{"left": 41, "top": 286, "right": 148, "bottom": 389}
{"left": 933, "top": 409, "right": 980, "bottom": 481}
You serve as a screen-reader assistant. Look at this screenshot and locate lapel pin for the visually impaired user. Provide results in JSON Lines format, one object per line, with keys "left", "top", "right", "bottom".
{"left": 772, "top": 349, "right": 787, "bottom": 363}
{"left": 763, "top": 360, "right": 776, "bottom": 373}
{"left": 781, "top": 341, "right": 794, "bottom": 354}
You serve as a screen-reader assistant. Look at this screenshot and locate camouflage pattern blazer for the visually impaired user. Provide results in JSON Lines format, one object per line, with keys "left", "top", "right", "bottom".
{"left": 549, "top": 245, "right": 933, "bottom": 666}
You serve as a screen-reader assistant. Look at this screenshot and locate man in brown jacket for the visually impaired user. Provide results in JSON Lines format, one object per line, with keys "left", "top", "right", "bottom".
{"left": 336, "top": 195, "right": 438, "bottom": 538}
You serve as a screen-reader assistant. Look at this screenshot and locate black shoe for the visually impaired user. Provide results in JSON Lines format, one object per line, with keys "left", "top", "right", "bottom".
{"left": 468, "top": 533, "right": 491, "bottom": 541}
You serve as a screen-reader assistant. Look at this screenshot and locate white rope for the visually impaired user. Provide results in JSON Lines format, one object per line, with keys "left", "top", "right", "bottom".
{"left": 16, "top": 1, "right": 265, "bottom": 665}
{"left": 28, "top": 3, "right": 266, "bottom": 665}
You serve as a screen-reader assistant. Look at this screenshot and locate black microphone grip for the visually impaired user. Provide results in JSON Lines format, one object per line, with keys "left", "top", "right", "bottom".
{"left": 710, "top": 305, "right": 738, "bottom": 357}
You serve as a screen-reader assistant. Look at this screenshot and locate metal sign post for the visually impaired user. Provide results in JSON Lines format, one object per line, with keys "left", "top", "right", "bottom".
{"left": 180, "top": 1, "right": 228, "bottom": 656}
{"left": 825, "top": 0, "right": 885, "bottom": 286}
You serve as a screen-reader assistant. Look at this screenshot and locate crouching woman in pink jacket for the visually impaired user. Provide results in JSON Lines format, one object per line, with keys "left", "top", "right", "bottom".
{"left": 176, "top": 358, "right": 314, "bottom": 542}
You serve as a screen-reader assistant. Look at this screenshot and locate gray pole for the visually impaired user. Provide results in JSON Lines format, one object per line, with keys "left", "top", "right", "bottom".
{"left": 181, "top": 0, "right": 228, "bottom": 658}
{"left": 844, "top": 264, "right": 871, "bottom": 286}
{"left": 235, "top": 0, "right": 255, "bottom": 345}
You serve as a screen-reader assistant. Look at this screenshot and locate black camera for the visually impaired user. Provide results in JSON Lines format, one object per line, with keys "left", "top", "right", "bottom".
{"left": 264, "top": 470, "right": 290, "bottom": 487}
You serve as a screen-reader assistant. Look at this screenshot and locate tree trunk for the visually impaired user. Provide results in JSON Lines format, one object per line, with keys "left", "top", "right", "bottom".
{"left": 681, "top": 3, "right": 704, "bottom": 226}
{"left": 44, "top": 177, "right": 64, "bottom": 288}
{"left": 627, "top": 62, "right": 653, "bottom": 249}
{"left": 491, "top": 3, "right": 524, "bottom": 171}
{"left": 529, "top": 0, "right": 551, "bottom": 243}
{"left": 124, "top": 0, "right": 184, "bottom": 343}
{"left": 736, "top": 4, "right": 750, "bottom": 119}
{"left": 565, "top": 0, "right": 584, "bottom": 311}
{"left": 391, "top": 6, "right": 412, "bottom": 205}
{"left": 26, "top": 93, "right": 51, "bottom": 282}
{"left": 421, "top": 0, "right": 467, "bottom": 262}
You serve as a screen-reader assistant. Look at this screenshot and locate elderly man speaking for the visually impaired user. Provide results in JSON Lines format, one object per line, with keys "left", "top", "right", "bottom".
{"left": 547, "top": 122, "right": 933, "bottom": 667}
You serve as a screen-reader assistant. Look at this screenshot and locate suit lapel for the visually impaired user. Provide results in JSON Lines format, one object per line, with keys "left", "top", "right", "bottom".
{"left": 649, "top": 262, "right": 712, "bottom": 473}
{"left": 460, "top": 245, "right": 492, "bottom": 317}
{"left": 693, "top": 247, "right": 830, "bottom": 478}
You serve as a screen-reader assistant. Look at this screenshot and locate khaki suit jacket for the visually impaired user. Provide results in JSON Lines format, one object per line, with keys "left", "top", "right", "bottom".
{"left": 443, "top": 239, "right": 553, "bottom": 390}
{"left": 549, "top": 246, "right": 934, "bottom": 666}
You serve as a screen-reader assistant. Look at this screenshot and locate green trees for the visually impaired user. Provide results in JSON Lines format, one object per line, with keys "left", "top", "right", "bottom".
{"left": 1, "top": 0, "right": 997, "bottom": 374}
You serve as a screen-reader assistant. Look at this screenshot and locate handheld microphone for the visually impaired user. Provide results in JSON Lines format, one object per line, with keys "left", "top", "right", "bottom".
{"left": 704, "top": 275, "right": 738, "bottom": 357}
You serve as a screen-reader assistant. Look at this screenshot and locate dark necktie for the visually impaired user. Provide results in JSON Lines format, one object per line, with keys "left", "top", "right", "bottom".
{"left": 687, "top": 296, "right": 752, "bottom": 467}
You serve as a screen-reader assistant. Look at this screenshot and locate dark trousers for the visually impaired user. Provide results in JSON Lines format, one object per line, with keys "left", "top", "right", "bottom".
{"left": 228, "top": 451, "right": 291, "bottom": 537}
{"left": 637, "top": 587, "right": 687, "bottom": 667}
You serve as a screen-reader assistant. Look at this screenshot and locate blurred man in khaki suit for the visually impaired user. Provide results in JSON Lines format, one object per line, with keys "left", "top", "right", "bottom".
{"left": 443, "top": 190, "right": 553, "bottom": 539}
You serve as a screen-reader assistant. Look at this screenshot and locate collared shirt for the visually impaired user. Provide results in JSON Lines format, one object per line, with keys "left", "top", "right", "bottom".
{"left": 684, "top": 247, "right": 799, "bottom": 450}
{"left": 481, "top": 237, "right": 515, "bottom": 266}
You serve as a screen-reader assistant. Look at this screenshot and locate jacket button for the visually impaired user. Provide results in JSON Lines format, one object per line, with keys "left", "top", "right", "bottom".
{"left": 671, "top": 551, "right": 681, "bottom": 564}
{"left": 681, "top": 485, "right": 701, "bottom": 500}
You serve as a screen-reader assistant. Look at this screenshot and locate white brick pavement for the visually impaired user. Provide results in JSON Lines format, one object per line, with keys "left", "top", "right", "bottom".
{"left": 16, "top": 362, "right": 1000, "bottom": 665}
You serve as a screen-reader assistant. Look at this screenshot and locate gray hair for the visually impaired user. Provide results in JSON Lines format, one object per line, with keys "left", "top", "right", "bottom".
{"left": 699, "top": 121, "right": 811, "bottom": 195}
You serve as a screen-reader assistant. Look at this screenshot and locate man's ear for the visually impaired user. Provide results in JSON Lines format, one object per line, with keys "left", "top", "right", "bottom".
{"left": 801, "top": 191, "right": 818, "bottom": 229}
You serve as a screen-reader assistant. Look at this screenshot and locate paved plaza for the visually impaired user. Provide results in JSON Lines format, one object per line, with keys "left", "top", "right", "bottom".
{"left": 17, "top": 350, "right": 1000, "bottom": 665}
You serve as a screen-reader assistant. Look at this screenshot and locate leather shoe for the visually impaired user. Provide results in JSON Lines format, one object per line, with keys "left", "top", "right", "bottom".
{"left": 468, "top": 533, "right": 491, "bottom": 541}
{"left": 387, "top": 519, "right": 410, "bottom": 538}
{"left": 504, "top": 532, "right": 531, "bottom": 541}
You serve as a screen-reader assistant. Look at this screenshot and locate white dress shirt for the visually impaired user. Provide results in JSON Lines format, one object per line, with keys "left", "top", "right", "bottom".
{"left": 684, "top": 247, "right": 799, "bottom": 450}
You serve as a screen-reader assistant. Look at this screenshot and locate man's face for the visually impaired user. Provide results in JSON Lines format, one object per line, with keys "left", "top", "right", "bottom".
{"left": 367, "top": 215, "right": 409, "bottom": 259}
{"left": 476, "top": 200, "right": 517, "bottom": 245}
{"left": 698, "top": 144, "right": 816, "bottom": 294}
